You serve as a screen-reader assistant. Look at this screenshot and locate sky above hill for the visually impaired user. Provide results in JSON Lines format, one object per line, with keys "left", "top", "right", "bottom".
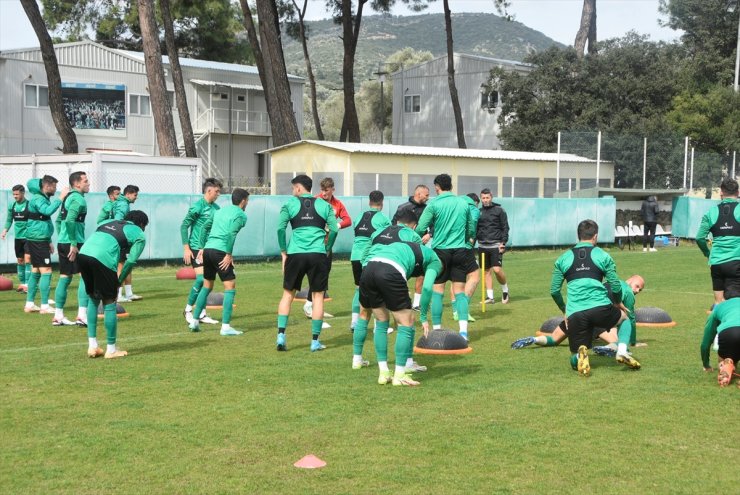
{"left": 0, "top": 0, "right": 680, "bottom": 51}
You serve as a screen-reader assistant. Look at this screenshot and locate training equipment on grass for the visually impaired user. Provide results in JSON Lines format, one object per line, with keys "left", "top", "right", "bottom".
{"left": 176, "top": 267, "right": 196, "bottom": 280}
{"left": 294, "top": 454, "right": 326, "bottom": 469}
{"left": 293, "top": 289, "right": 332, "bottom": 302}
{"left": 536, "top": 316, "right": 564, "bottom": 336}
{"left": 97, "top": 303, "right": 129, "bottom": 319}
{"left": 205, "top": 292, "right": 236, "bottom": 310}
{"left": 635, "top": 307, "right": 676, "bottom": 327}
{"left": 0, "top": 276, "right": 13, "bottom": 291}
{"left": 414, "top": 329, "right": 472, "bottom": 355}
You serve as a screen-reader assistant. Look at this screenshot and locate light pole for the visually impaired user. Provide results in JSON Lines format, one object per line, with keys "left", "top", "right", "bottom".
{"left": 374, "top": 63, "right": 389, "bottom": 144}
{"left": 734, "top": 4, "right": 740, "bottom": 92}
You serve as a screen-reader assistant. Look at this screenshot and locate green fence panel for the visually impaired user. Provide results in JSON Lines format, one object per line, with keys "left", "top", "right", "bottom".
{"left": 671, "top": 196, "right": 716, "bottom": 239}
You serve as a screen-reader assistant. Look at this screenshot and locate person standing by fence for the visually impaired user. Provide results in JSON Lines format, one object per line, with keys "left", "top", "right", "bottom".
{"left": 641, "top": 195, "right": 659, "bottom": 252}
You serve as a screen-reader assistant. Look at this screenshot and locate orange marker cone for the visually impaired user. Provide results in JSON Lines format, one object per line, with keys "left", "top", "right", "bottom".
{"left": 294, "top": 454, "right": 326, "bottom": 469}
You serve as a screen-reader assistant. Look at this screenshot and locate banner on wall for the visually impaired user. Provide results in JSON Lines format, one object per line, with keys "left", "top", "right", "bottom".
{"left": 61, "top": 82, "right": 126, "bottom": 137}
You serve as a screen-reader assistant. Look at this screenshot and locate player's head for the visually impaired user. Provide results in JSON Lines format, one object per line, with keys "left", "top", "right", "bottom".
{"left": 69, "top": 171, "right": 89, "bottom": 193}
{"left": 395, "top": 208, "right": 418, "bottom": 229}
{"left": 319, "top": 177, "right": 335, "bottom": 201}
{"left": 577, "top": 219, "right": 599, "bottom": 243}
{"left": 41, "top": 175, "right": 59, "bottom": 196}
{"left": 467, "top": 192, "right": 480, "bottom": 206}
{"left": 231, "top": 188, "right": 250, "bottom": 209}
{"left": 123, "top": 185, "right": 139, "bottom": 202}
{"left": 433, "top": 174, "right": 452, "bottom": 193}
{"left": 124, "top": 210, "right": 149, "bottom": 231}
{"left": 202, "top": 178, "right": 222, "bottom": 202}
{"left": 369, "top": 190, "right": 384, "bottom": 208}
{"left": 106, "top": 185, "right": 121, "bottom": 200}
{"left": 720, "top": 177, "right": 739, "bottom": 198}
{"left": 291, "top": 175, "right": 312, "bottom": 195}
{"left": 480, "top": 188, "right": 492, "bottom": 206}
{"left": 11, "top": 184, "right": 25, "bottom": 201}
{"left": 412, "top": 185, "right": 430, "bottom": 204}
{"left": 626, "top": 275, "right": 645, "bottom": 295}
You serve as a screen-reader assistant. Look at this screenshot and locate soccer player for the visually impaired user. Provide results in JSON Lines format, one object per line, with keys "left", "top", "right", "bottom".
{"left": 357, "top": 209, "right": 442, "bottom": 386}
{"left": 112, "top": 185, "right": 141, "bottom": 302}
{"left": 701, "top": 290, "right": 740, "bottom": 387}
{"left": 181, "top": 178, "right": 222, "bottom": 326}
{"left": 52, "top": 171, "right": 90, "bottom": 326}
{"left": 696, "top": 177, "right": 740, "bottom": 306}
{"left": 349, "top": 190, "right": 391, "bottom": 331}
{"left": 451, "top": 192, "right": 480, "bottom": 322}
{"left": 79, "top": 211, "right": 148, "bottom": 359}
{"left": 276, "top": 175, "right": 339, "bottom": 352}
{"left": 392, "top": 184, "right": 431, "bottom": 310}
{"left": 188, "top": 188, "right": 249, "bottom": 336}
{"left": 550, "top": 219, "right": 628, "bottom": 376}
{"left": 96, "top": 185, "right": 120, "bottom": 225}
{"left": 1, "top": 184, "right": 31, "bottom": 292}
{"left": 477, "top": 188, "right": 510, "bottom": 305}
{"left": 302, "top": 177, "right": 351, "bottom": 327}
{"left": 415, "top": 174, "right": 478, "bottom": 340}
{"left": 24, "top": 175, "right": 67, "bottom": 314}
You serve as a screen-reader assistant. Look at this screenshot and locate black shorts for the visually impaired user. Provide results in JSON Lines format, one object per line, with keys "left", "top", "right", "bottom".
{"left": 433, "top": 247, "right": 478, "bottom": 284}
{"left": 284, "top": 252, "right": 329, "bottom": 292}
{"left": 359, "top": 261, "right": 412, "bottom": 312}
{"left": 191, "top": 253, "right": 204, "bottom": 269}
{"left": 57, "top": 243, "right": 82, "bottom": 276}
{"left": 27, "top": 240, "right": 52, "bottom": 268}
{"left": 352, "top": 260, "right": 363, "bottom": 286}
{"left": 718, "top": 326, "right": 740, "bottom": 363}
{"left": 564, "top": 304, "right": 622, "bottom": 353}
{"left": 202, "top": 248, "right": 235, "bottom": 282}
{"left": 710, "top": 260, "right": 740, "bottom": 292}
{"left": 14, "top": 238, "right": 28, "bottom": 259}
{"left": 479, "top": 247, "right": 503, "bottom": 270}
{"left": 78, "top": 253, "right": 119, "bottom": 300}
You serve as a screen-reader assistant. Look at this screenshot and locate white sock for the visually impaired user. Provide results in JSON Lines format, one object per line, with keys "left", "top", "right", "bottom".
{"left": 394, "top": 365, "right": 406, "bottom": 375}
{"left": 501, "top": 283, "right": 509, "bottom": 293}
{"left": 378, "top": 361, "right": 389, "bottom": 372}
{"left": 487, "top": 289, "right": 494, "bottom": 299}
{"left": 125, "top": 285, "right": 133, "bottom": 297}
{"left": 412, "top": 293, "right": 421, "bottom": 307}
{"left": 40, "top": 304, "right": 50, "bottom": 310}
{"left": 54, "top": 308, "right": 64, "bottom": 319}
{"left": 88, "top": 338, "right": 98, "bottom": 349}
{"left": 200, "top": 309, "right": 207, "bottom": 318}
{"left": 185, "top": 304, "right": 193, "bottom": 312}
{"left": 534, "top": 336, "right": 548, "bottom": 345}
{"left": 351, "top": 313, "right": 359, "bottom": 326}
{"left": 118, "top": 287, "right": 122, "bottom": 298}
{"left": 405, "top": 357, "right": 415, "bottom": 367}
{"left": 106, "top": 344, "right": 116, "bottom": 354}
{"left": 221, "top": 323, "right": 231, "bottom": 331}
{"left": 25, "top": 301, "right": 34, "bottom": 308}
{"left": 459, "top": 320, "right": 468, "bottom": 333}
{"left": 78, "top": 307, "right": 87, "bottom": 319}
{"left": 617, "top": 343, "right": 628, "bottom": 355}
{"left": 433, "top": 324, "right": 441, "bottom": 330}
{"left": 353, "top": 354, "right": 364, "bottom": 366}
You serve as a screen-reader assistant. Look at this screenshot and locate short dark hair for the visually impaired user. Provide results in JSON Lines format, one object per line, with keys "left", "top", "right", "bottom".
{"left": 11, "top": 184, "right": 25, "bottom": 193}
{"left": 41, "top": 175, "right": 58, "bottom": 186}
{"left": 369, "top": 190, "right": 384, "bottom": 205}
{"left": 414, "top": 184, "right": 429, "bottom": 192}
{"left": 480, "top": 188, "right": 492, "bottom": 195}
{"left": 395, "top": 208, "right": 417, "bottom": 226}
{"left": 106, "top": 185, "right": 120, "bottom": 196}
{"left": 124, "top": 210, "right": 149, "bottom": 230}
{"left": 291, "top": 174, "right": 312, "bottom": 192}
{"left": 467, "top": 193, "right": 479, "bottom": 204}
{"left": 69, "top": 171, "right": 86, "bottom": 187}
{"left": 720, "top": 177, "right": 739, "bottom": 196}
{"left": 434, "top": 174, "right": 452, "bottom": 191}
{"left": 123, "top": 185, "right": 139, "bottom": 195}
{"left": 231, "top": 188, "right": 250, "bottom": 205}
{"left": 203, "top": 178, "right": 223, "bottom": 193}
{"left": 577, "top": 219, "right": 599, "bottom": 241}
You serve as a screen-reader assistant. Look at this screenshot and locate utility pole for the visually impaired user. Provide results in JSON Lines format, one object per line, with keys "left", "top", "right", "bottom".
{"left": 374, "top": 63, "right": 389, "bottom": 144}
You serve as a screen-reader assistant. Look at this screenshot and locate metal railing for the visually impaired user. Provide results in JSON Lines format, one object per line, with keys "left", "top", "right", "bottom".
{"left": 193, "top": 108, "right": 270, "bottom": 135}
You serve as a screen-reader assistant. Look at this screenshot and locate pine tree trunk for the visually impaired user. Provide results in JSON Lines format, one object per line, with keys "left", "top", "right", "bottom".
{"left": 587, "top": 4, "right": 598, "bottom": 55}
{"left": 574, "top": 0, "right": 597, "bottom": 58}
{"left": 293, "top": 0, "right": 324, "bottom": 140}
{"left": 20, "top": 0, "right": 78, "bottom": 154}
{"left": 138, "top": 0, "right": 178, "bottom": 156}
{"left": 443, "top": 0, "right": 466, "bottom": 149}
{"left": 160, "top": 0, "right": 197, "bottom": 157}
{"left": 340, "top": 0, "right": 365, "bottom": 143}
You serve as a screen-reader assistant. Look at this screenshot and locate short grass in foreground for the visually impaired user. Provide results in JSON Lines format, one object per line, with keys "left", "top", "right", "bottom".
{"left": 0, "top": 245, "right": 738, "bottom": 494}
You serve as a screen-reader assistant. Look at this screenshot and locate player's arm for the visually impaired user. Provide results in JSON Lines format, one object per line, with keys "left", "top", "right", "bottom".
{"left": 336, "top": 201, "right": 351, "bottom": 229}
{"left": 119, "top": 230, "right": 146, "bottom": 283}
{"left": 325, "top": 205, "right": 339, "bottom": 252}
{"left": 198, "top": 215, "right": 214, "bottom": 250}
{"left": 695, "top": 213, "right": 712, "bottom": 258}
{"left": 223, "top": 215, "right": 246, "bottom": 255}
{"left": 64, "top": 199, "right": 82, "bottom": 247}
{"left": 276, "top": 203, "right": 291, "bottom": 252}
{"left": 180, "top": 204, "right": 198, "bottom": 245}
{"left": 500, "top": 209, "right": 510, "bottom": 246}
{"left": 3, "top": 202, "right": 13, "bottom": 231}
{"left": 700, "top": 312, "right": 719, "bottom": 370}
{"left": 415, "top": 204, "right": 433, "bottom": 237}
{"left": 550, "top": 263, "right": 566, "bottom": 313}
{"left": 38, "top": 196, "right": 62, "bottom": 217}
{"left": 419, "top": 255, "right": 443, "bottom": 325}
{"left": 600, "top": 255, "right": 622, "bottom": 302}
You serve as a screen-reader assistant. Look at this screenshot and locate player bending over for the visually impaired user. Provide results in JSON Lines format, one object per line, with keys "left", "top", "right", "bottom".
{"left": 701, "top": 290, "right": 740, "bottom": 387}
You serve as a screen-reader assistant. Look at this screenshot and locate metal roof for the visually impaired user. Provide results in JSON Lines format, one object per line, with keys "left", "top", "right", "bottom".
{"left": 190, "top": 79, "right": 263, "bottom": 91}
{"left": 263, "top": 140, "right": 599, "bottom": 164}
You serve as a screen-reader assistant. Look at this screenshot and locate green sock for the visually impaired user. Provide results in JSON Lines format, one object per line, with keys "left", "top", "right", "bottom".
{"left": 617, "top": 319, "right": 632, "bottom": 347}
{"left": 455, "top": 293, "right": 469, "bottom": 321}
{"left": 431, "top": 291, "right": 444, "bottom": 325}
{"left": 188, "top": 274, "right": 204, "bottom": 306}
{"left": 193, "top": 286, "right": 212, "bottom": 322}
{"left": 77, "top": 278, "right": 89, "bottom": 310}
{"left": 311, "top": 319, "right": 323, "bottom": 337}
{"left": 545, "top": 335, "right": 556, "bottom": 346}
{"left": 351, "top": 288, "right": 360, "bottom": 313}
{"left": 353, "top": 318, "right": 369, "bottom": 355}
{"left": 277, "top": 314, "right": 289, "bottom": 331}
{"left": 570, "top": 354, "right": 578, "bottom": 370}
{"left": 395, "top": 325, "right": 415, "bottom": 366}
{"left": 222, "top": 289, "right": 235, "bottom": 325}
{"left": 374, "top": 322, "right": 389, "bottom": 362}
{"left": 451, "top": 297, "right": 458, "bottom": 313}
{"left": 26, "top": 272, "right": 40, "bottom": 303}
{"left": 87, "top": 298, "right": 100, "bottom": 339}
{"left": 104, "top": 303, "right": 117, "bottom": 345}
{"left": 40, "top": 273, "right": 52, "bottom": 305}
{"left": 54, "top": 276, "right": 71, "bottom": 310}
{"left": 629, "top": 325, "right": 637, "bottom": 346}
{"left": 17, "top": 264, "right": 25, "bottom": 284}
{"left": 375, "top": 319, "right": 389, "bottom": 335}
{"left": 24, "top": 264, "right": 32, "bottom": 284}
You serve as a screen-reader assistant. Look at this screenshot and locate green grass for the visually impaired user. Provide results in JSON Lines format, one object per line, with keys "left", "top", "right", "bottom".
{"left": 1, "top": 246, "right": 738, "bottom": 494}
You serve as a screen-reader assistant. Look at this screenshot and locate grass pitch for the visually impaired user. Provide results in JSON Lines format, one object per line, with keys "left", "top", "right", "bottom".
{"left": 1, "top": 245, "right": 738, "bottom": 494}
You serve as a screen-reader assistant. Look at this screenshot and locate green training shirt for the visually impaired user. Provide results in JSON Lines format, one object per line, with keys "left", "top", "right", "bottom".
{"left": 350, "top": 208, "right": 391, "bottom": 261}
{"left": 56, "top": 190, "right": 87, "bottom": 247}
{"left": 415, "top": 191, "right": 476, "bottom": 249}
{"left": 4, "top": 199, "right": 29, "bottom": 239}
{"left": 701, "top": 296, "right": 740, "bottom": 368}
{"left": 202, "top": 204, "right": 247, "bottom": 254}
{"left": 550, "top": 241, "right": 622, "bottom": 316}
{"left": 97, "top": 199, "right": 116, "bottom": 225}
{"left": 112, "top": 195, "right": 133, "bottom": 221}
{"left": 277, "top": 194, "right": 338, "bottom": 255}
{"left": 24, "top": 178, "right": 62, "bottom": 242}
{"left": 696, "top": 198, "right": 740, "bottom": 265}
{"left": 80, "top": 220, "right": 146, "bottom": 282}
{"left": 365, "top": 224, "right": 422, "bottom": 265}
{"left": 181, "top": 197, "right": 221, "bottom": 250}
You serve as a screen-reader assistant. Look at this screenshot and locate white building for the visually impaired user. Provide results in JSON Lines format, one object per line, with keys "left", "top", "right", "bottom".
{"left": 0, "top": 40, "right": 304, "bottom": 186}
{"left": 391, "top": 53, "right": 531, "bottom": 150}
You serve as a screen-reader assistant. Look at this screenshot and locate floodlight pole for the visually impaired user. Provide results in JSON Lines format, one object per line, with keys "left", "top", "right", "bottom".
{"left": 683, "top": 136, "right": 689, "bottom": 189}
{"left": 643, "top": 137, "right": 647, "bottom": 190}
{"left": 374, "top": 63, "right": 389, "bottom": 144}
{"left": 735, "top": 6, "right": 740, "bottom": 92}
{"left": 690, "top": 147, "right": 695, "bottom": 192}
{"left": 556, "top": 131, "right": 561, "bottom": 194}
{"left": 733, "top": 150, "right": 737, "bottom": 178}
{"left": 596, "top": 130, "right": 601, "bottom": 186}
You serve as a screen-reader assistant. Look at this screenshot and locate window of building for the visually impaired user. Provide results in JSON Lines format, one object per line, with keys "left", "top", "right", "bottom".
{"left": 458, "top": 175, "right": 497, "bottom": 196}
{"left": 544, "top": 178, "right": 574, "bottom": 198}
{"left": 503, "top": 177, "right": 539, "bottom": 198}
{"left": 275, "top": 172, "right": 307, "bottom": 195}
{"left": 237, "top": 95, "right": 245, "bottom": 102}
{"left": 167, "top": 90, "right": 175, "bottom": 108}
{"left": 480, "top": 90, "right": 499, "bottom": 111}
{"left": 24, "top": 84, "right": 49, "bottom": 108}
{"left": 404, "top": 94, "right": 420, "bottom": 113}
{"left": 129, "top": 94, "right": 151, "bottom": 116}
{"left": 579, "top": 178, "right": 611, "bottom": 190}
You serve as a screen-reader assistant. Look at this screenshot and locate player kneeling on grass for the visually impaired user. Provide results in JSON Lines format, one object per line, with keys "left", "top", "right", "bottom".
{"left": 78, "top": 211, "right": 148, "bottom": 359}
{"left": 701, "top": 289, "right": 740, "bottom": 388}
{"left": 188, "top": 188, "right": 249, "bottom": 336}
